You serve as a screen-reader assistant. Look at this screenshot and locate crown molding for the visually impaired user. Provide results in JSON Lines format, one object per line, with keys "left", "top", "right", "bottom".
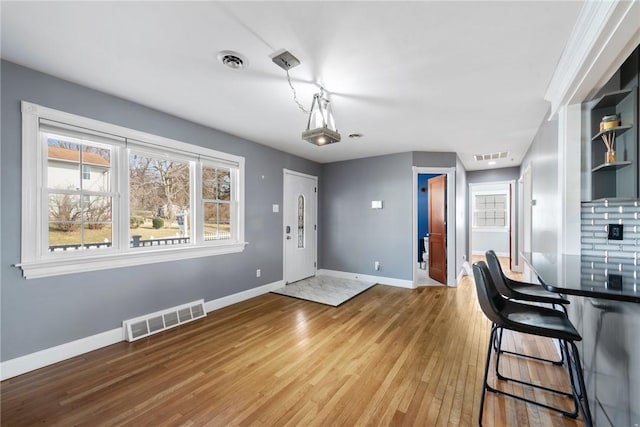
{"left": 545, "top": 0, "right": 640, "bottom": 117}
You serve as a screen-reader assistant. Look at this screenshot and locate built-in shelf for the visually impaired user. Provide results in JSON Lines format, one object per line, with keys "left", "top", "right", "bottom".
{"left": 591, "top": 161, "right": 633, "bottom": 172}
{"left": 587, "top": 85, "right": 637, "bottom": 201}
{"left": 592, "top": 88, "right": 633, "bottom": 109}
{"left": 591, "top": 124, "right": 633, "bottom": 141}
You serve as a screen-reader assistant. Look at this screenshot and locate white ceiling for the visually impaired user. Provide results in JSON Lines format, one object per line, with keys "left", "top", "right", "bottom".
{"left": 1, "top": 1, "right": 583, "bottom": 170}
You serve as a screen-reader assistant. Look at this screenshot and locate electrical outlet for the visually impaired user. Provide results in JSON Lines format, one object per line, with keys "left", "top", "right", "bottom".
{"left": 374, "top": 261, "right": 380, "bottom": 271}
{"left": 608, "top": 224, "right": 623, "bottom": 240}
{"left": 256, "top": 269, "right": 261, "bottom": 278}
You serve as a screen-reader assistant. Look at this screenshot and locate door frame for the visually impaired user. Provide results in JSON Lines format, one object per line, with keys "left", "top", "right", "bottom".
{"left": 520, "top": 163, "right": 533, "bottom": 281}
{"left": 282, "top": 169, "right": 318, "bottom": 284}
{"left": 467, "top": 180, "right": 517, "bottom": 271}
{"left": 412, "top": 167, "right": 456, "bottom": 287}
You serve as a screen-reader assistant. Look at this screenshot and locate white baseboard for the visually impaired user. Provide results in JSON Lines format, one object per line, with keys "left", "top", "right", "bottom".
{"left": 317, "top": 269, "right": 415, "bottom": 289}
{"left": 456, "top": 261, "right": 472, "bottom": 284}
{"left": 204, "top": 280, "right": 284, "bottom": 312}
{"left": 0, "top": 328, "right": 122, "bottom": 381}
{"left": 0, "top": 280, "right": 285, "bottom": 381}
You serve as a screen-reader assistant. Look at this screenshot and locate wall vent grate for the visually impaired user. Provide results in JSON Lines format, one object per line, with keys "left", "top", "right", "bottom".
{"left": 123, "top": 299, "right": 206, "bottom": 342}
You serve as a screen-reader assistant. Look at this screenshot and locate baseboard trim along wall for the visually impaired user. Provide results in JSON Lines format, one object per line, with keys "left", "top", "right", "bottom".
{"left": 317, "top": 269, "right": 415, "bottom": 289}
{"left": 456, "top": 265, "right": 470, "bottom": 285}
{"left": 0, "top": 328, "right": 123, "bottom": 381}
{"left": 203, "top": 280, "right": 284, "bottom": 312}
{"left": 0, "top": 280, "right": 285, "bottom": 381}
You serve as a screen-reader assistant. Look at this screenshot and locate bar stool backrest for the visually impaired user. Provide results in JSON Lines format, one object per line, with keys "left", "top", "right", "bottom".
{"left": 472, "top": 261, "right": 507, "bottom": 325}
{"left": 485, "top": 250, "right": 516, "bottom": 298}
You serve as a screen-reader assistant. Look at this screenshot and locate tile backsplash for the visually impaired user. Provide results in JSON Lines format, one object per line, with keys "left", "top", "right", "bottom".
{"left": 581, "top": 200, "right": 640, "bottom": 265}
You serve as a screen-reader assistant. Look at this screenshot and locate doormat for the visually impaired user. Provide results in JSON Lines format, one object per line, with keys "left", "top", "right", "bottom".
{"left": 272, "top": 275, "right": 375, "bottom": 307}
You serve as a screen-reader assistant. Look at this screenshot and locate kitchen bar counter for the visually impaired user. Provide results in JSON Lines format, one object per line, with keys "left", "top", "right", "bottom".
{"left": 521, "top": 251, "right": 640, "bottom": 303}
{"left": 521, "top": 251, "right": 640, "bottom": 426}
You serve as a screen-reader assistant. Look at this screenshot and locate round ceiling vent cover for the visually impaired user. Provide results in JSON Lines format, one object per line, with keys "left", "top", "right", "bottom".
{"left": 217, "top": 51, "right": 247, "bottom": 69}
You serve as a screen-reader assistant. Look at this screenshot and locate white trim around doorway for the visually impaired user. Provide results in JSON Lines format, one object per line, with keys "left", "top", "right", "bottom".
{"left": 412, "top": 167, "right": 456, "bottom": 287}
{"left": 467, "top": 180, "right": 518, "bottom": 271}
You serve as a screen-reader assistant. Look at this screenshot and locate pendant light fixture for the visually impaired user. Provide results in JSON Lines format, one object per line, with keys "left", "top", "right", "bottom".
{"left": 302, "top": 90, "right": 341, "bottom": 146}
{"left": 272, "top": 49, "right": 341, "bottom": 146}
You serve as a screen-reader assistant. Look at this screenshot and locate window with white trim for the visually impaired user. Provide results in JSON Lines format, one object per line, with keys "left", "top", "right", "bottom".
{"left": 473, "top": 193, "right": 508, "bottom": 228}
{"left": 19, "top": 101, "right": 246, "bottom": 279}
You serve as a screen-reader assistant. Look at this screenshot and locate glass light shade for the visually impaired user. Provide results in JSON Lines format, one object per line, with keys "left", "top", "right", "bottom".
{"left": 302, "top": 93, "right": 341, "bottom": 146}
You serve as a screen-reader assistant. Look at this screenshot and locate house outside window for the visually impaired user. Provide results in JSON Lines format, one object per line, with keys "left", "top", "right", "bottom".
{"left": 19, "top": 101, "right": 246, "bottom": 279}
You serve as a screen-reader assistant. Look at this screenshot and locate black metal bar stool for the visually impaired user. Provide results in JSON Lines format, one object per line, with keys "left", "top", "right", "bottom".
{"left": 485, "top": 250, "right": 569, "bottom": 365}
{"left": 473, "top": 261, "right": 592, "bottom": 426}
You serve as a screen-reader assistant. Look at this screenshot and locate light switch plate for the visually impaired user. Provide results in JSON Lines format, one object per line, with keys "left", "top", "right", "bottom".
{"left": 371, "top": 200, "right": 383, "bottom": 209}
{"left": 273, "top": 204, "right": 279, "bottom": 213}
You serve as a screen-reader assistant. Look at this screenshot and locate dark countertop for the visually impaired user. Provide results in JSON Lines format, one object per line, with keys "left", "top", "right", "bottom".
{"left": 521, "top": 252, "right": 640, "bottom": 303}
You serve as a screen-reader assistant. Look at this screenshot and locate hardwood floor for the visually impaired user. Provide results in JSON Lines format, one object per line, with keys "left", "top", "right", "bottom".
{"left": 2, "top": 266, "right": 584, "bottom": 426}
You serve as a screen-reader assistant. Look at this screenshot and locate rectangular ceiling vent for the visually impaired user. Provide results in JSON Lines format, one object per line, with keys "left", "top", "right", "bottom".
{"left": 474, "top": 151, "right": 508, "bottom": 161}
{"left": 123, "top": 299, "right": 206, "bottom": 342}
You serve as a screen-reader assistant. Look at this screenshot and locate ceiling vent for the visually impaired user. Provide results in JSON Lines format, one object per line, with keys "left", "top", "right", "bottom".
{"left": 474, "top": 151, "right": 508, "bottom": 161}
{"left": 218, "top": 51, "right": 247, "bottom": 70}
{"left": 123, "top": 299, "right": 206, "bottom": 342}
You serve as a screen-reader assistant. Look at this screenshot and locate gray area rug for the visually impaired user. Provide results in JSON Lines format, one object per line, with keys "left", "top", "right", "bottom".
{"left": 272, "top": 275, "right": 375, "bottom": 306}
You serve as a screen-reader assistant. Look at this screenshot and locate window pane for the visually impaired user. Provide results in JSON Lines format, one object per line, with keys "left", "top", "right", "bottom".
{"left": 204, "top": 202, "right": 231, "bottom": 241}
{"left": 129, "top": 153, "right": 191, "bottom": 247}
{"left": 202, "top": 166, "right": 231, "bottom": 202}
{"left": 47, "top": 140, "right": 81, "bottom": 190}
{"left": 204, "top": 202, "right": 219, "bottom": 240}
{"left": 219, "top": 203, "right": 230, "bottom": 240}
{"left": 202, "top": 165, "right": 233, "bottom": 242}
{"left": 83, "top": 195, "right": 112, "bottom": 223}
{"left": 49, "top": 193, "right": 81, "bottom": 228}
{"left": 47, "top": 138, "right": 111, "bottom": 192}
{"left": 48, "top": 193, "right": 113, "bottom": 251}
{"left": 297, "top": 195, "right": 304, "bottom": 248}
{"left": 218, "top": 169, "right": 231, "bottom": 201}
{"left": 202, "top": 166, "right": 217, "bottom": 200}
{"left": 474, "top": 193, "right": 507, "bottom": 228}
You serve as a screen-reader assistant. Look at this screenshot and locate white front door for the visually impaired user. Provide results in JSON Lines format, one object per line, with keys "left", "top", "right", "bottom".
{"left": 283, "top": 169, "right": 317, "bottom": 283}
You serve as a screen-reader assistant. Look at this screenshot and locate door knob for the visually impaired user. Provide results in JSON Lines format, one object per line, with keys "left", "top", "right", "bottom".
{"left": 286, "top": 225, "right": 291, "bottom": 233}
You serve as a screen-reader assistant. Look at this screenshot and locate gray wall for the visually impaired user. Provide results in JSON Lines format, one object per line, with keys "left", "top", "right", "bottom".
{"left": 0, "top": 61, "right": 322, "bottom": 361}
{"left": 320, "top": 152, "right": 414, "bottom": 280}
{"left": 319, "top": 151, "right": 466, "bottom": 283}
{"left": 521, "top": 111, "right": 560, "bottom": 254}
{"left": 466, "top": 166, "right": 519, "bottom": 184}
{"left": 412, "top": 151, "right": 457, "bottom": 168}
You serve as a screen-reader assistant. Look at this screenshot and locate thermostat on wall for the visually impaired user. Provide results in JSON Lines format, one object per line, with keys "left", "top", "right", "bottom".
{"left": 371, "top": 200, "right": 383, "bottom": 209}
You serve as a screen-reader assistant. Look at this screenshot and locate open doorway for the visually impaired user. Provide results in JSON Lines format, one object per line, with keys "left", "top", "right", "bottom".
{"left": 468, "top": 180, "right": 516, "bottom": 272}
{"left": 412, "top": 167, "right": 456, "bottom": 287}
{"left": 416, "top": 173, "right": 443, "bottom": 285}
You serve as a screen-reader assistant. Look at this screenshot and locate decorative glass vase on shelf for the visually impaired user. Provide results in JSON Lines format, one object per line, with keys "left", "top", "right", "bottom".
{"left": 605, "top": 149, "right": 616, "bottom": 164}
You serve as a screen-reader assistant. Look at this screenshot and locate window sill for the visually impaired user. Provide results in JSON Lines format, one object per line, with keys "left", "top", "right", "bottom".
{"left": 16, "top": 242, "right": 248, "bottom": 279}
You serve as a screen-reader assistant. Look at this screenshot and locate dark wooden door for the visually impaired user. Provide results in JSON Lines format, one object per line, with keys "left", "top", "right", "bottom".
{"left": 428, "top": 175, "right": 447, "bottom": 284}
